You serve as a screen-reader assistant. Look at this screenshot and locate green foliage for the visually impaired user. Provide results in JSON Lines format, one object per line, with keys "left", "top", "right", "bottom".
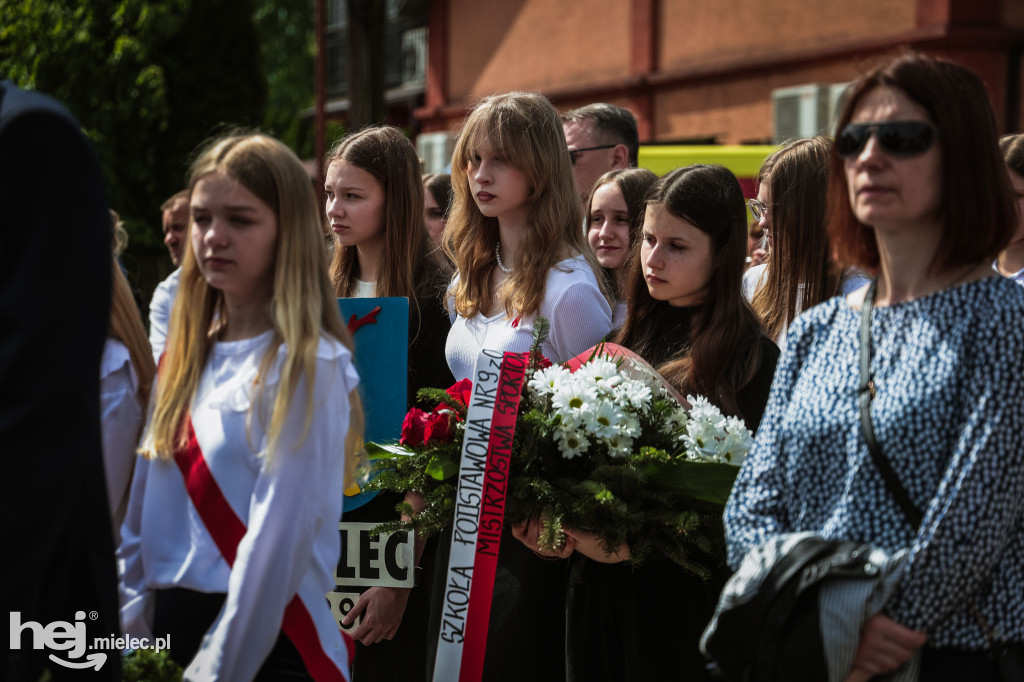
{"left": 122, "top": 648, "right": 182, "bottom": 681}
{"left": 1, "top": 0, "right": 304, "bottom": 297}
{"left": 253, "top": 0, "right": 315, "bottom": 157}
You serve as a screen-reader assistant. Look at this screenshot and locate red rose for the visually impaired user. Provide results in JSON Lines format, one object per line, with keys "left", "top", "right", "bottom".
{"left": 445, "top": 378, "right": 473, "bottom": 408}
{"left": 537, "top": 356, "right": 552, "bottom": 369}
{"left": 424, "top": 410, "right": 454, "bottom": 445}
{"left": 400, "top": 408, "right": 429, "bottom": 447}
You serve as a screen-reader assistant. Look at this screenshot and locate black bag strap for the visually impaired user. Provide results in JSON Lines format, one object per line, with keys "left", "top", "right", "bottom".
{"left": 858, "top": 280, "right": 924, "bottom": 529}
{"left": 859, "top": 279, "right": 1009, "bottom": 646}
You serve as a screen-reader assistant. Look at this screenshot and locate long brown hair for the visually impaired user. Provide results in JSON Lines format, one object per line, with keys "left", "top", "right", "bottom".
{"left": 751, "top": 137, "right": 842, "bottom": 340}
{"left": 617, "top": 165, "right": 765, "bottom": 419}
{"left": 327, "top": 126, "right": 447, "bottom": 302}
{"left": 445, "top": 92, "right": 607, "bottom": 319}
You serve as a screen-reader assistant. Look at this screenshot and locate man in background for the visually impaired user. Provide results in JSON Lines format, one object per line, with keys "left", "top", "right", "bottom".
{"left": 149, "top": 189, "right": 188, "bottom": 360}
{"left": 561, "top": 103, "right": 639, "bottom": 203}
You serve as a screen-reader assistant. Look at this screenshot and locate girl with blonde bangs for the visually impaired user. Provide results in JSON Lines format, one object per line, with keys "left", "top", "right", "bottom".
{"left": 324, "top": 125, "right": 453, "bottom": 682}
{"left": 101, "top": 212, "right": 155, "bottom": 544}
{"left": 119, "top": 132, "right": 363, "bottom": 681}
{"left": 436, "top": 91, "right": 613, "bottom": 681}
{"left": 444, "top": 92, "right": 613, "bottom": 381}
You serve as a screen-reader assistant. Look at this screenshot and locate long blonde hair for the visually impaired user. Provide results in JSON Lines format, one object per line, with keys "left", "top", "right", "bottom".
{"left": 445, "top": 92, "right": 604, "bottom": 318}
{"left": 108, "top": 211, "right": 156, "bottom": 407}
{"left": 145, "top": 133, "right": 363, "bottom": 478}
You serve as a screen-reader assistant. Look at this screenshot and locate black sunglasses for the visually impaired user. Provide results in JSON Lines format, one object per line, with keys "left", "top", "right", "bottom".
{"left": 568, "top": 144, "right": 615, "bottom": 166}
{"left": 836, "top": 121, "right": 937, "bottom": 159}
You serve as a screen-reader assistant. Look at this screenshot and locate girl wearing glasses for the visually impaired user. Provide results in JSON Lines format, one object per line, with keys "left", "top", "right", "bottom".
{"left": 119, "top": 133, "right": 364, "bottom": 680}
{"left": 742, "top": 137, "right": 870, "bottom": 352}
{"left": 438, "top": 91, "right": 613, "bottom": 680}
{"left": 725, "top": 52, "right": 1023, "bottom": 681}
{"left": 586, "top": 167, "right": 658, "bottom": 327}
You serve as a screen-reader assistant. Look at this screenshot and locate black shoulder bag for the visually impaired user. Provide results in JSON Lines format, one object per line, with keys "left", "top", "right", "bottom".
{"left": 859, "top": 280, "right": 1023, "bottom": 681}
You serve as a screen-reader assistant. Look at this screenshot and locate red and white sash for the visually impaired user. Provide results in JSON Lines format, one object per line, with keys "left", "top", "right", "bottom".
{"left": 174, "top": 417, "right": 355, "bottom": 681}
{"left": 432, "top": 351, "right": 528, "bottom": 682}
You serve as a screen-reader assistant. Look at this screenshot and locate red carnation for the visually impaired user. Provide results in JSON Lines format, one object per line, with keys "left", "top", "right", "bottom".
{"left": 445, "top": 378, "right": 473, "bottom": 408}
{"left": 424, "top": 410, "right": 455, "bottom": 445}
{"left": 400, "top": 408, "right": 429, "bottom": 447}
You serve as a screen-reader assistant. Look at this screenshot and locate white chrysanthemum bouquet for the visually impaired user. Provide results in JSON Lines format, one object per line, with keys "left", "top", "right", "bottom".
{"left": 365, "top": 320, "right": 753, "bottom": 577}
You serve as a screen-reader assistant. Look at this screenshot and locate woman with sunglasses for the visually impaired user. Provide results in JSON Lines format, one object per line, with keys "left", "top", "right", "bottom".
{"left": 741, "top": 137, "right": 869, "bottom": 352}
{"left": 725, "top": 52, "right": 1023, "bottom": 681}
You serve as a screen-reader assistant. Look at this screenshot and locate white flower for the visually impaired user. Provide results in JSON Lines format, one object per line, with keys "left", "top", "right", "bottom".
{"left": 605, "top": 433, "right": 634, "bottom": 458}
{"left": 576, "top": 359, "right": 623, "bottom": 392}
{"left": 717, "top": 417, "right": 753, "bottom": 465}
{"left": 661, "top": 407, "right": 690, "bottom": 435}
{"left": 613, "top": 379, "right": 652, "bottom": 411}
{"left": 619, "top": 414, "right": 641, "bottom": 439}
{"left": 557, "top": 429, "right": 590, "bottom": 459}
{"left": 581, "top": 400, "right": 623, "bottom": 439}
{"left": 551, "top": 380, "right": 598, "bottom": 415}
{"left": 682, "top": 417, "right": 726, "bottom": 460}
{"left": 529, "top": 365, "right": 571, "bottom": 396}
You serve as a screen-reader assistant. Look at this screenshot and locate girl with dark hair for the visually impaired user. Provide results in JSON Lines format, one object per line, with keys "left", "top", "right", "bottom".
{"left": 586, "top": 167, "right": 658, "bottom": 327}
{"left": 324, "top": 125, "right": 453, "bottom": 681}
{"left": 617, "top": 164, "right": 779, "bottom": 428}
{"left": 743, "top": 136, "right": 869, "bottom": 350}
{"left": 423, "top": 172, "right": 452, "bottom": 247}
{"left": 726, "top": 52, "right": 1023, "bottom": 681}
{"left": 997, "top": 133, "right": 1024, "bottom": 284}
{"left": 561, "top": 164, "right": 779, "bottom": 682}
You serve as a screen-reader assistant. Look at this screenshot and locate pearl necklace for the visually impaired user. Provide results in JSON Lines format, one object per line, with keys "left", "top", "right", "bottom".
{"left": 495, "top": 241, "right": 513, "bottom": 274}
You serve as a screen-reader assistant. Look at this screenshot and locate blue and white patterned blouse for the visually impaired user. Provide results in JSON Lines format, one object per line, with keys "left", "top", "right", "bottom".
{"left": 725, "top": 276, "right": 1024, "bottom": 649}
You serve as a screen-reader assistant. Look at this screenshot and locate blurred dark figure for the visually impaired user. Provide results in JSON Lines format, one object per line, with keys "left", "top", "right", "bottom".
{"left": 1, "top": 77, "right": 120, "bottom": 680}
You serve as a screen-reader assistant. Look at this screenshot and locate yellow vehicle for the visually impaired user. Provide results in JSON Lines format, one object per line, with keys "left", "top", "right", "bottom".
{"left": 638, "top": 145, "right": 776, "bottom": 199}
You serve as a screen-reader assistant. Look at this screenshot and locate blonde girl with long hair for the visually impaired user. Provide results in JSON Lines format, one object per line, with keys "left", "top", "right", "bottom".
{"left": 102, "top": 212, "right": 156, "bottom": 543}
{"left": 324, "top": 125, "right": 452, "bottom": 681}
{"left": 118, "top": 132, "right": 363, "bottom": 681}
{"left": 437, "top": 91, "right": 613, "bottom": 681}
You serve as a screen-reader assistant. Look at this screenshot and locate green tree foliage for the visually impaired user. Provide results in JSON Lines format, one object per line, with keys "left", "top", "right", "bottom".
{"left": 254, "top": 0, "right": 316, "bottom": 159}
{"left": 1, "top": 0, "right": 270, "bottom": 289}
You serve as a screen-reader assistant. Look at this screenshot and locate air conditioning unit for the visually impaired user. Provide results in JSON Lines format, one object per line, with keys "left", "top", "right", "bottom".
{"left": 401, "top": 27, "right": 427, "bottom": 87}
{"left": 828, "top": 82, "right": 851, "bottom": 135}
{"left": 772, "top": 84, "right": 832, "bottom": 143}
{"left": 417, "top": 131, "right": 455, "bottom": 174}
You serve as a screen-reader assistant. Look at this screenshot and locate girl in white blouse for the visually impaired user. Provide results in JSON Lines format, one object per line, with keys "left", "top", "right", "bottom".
{"left": 101, "top": 213, "right": 155, "bottom": 545}
{"left": 118, "top": 132, "right": 363, "bottom": 681}
{"left": 444, "top": 92, "right": 614, "bottom": 381}
{"left": 436, "top": 91, "right": 613, "bottom": 681}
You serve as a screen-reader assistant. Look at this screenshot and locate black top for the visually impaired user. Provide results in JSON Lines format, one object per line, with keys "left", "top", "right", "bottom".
{"left": 564, "top": 303, "right": 779, "bottom": 682}
{"left": 345, "top": 283, "right": 451, "bottom": 682}
{"left": 629, "top": 302, "right": 779, "bottom": 433}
